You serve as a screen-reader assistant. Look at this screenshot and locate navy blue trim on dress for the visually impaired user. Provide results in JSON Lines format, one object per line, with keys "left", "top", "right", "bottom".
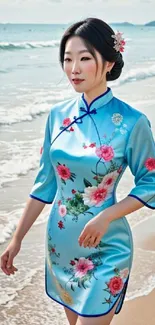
{"left": 51, "top": 109, "right": 97, "bottom": 146}
{"left": 128, "top": 194, "right": 155, "bottom": 209}
{"left": 45, "top": 263, "right": 129, "bottom": 317}
{"left": 29, "top": 194, "right": 53, "bottom": 204}
{"left": 115, "top": 276, "right": 129, "bottom": 314}
{"left": 82, "top": 87, "right": 110, "bottom": 112}
{"left": 51, "top": 88, "right": 112, "bottom": 146}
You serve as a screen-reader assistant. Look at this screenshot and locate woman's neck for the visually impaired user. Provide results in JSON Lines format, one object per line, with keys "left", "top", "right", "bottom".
{"left": 83, "top": 84, "right": 108, "bottom": 106}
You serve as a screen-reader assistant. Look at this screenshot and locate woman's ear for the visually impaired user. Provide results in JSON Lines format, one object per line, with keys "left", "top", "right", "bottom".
{"left": 106, "top": 61, "right": 115, "bottom": 73}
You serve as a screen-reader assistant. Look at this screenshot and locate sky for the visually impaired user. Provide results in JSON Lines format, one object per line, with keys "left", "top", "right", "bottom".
{"left": 0, "top": 0, "right": 154, "bottom": 24}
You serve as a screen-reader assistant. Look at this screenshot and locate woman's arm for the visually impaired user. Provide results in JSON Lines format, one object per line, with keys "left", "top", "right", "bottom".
{"left": 13, "top": 197, "right": 46, "bottom": 242}
{"left": 78, "top": 197, "right": 144, "bottom": 247}
{"left": 102, "top": 196, "right": 144, "bottom": 223}
{"left": 0, "top": 198, "right": 46, "bottom": 275}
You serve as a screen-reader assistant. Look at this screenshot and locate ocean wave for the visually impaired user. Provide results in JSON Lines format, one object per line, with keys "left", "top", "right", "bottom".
{"left": 0, "top": 139, "right": 41, "bottom": 188}
{"left": 122, "top": 65, "right": 155, "bottom": 83}
{"left": 0, "top": 102, "right": 50, "bottom": 125}
{"left": 0, "top": 268, "right": 41, "bottom": 305}
{"left": 0, "top": 69, "right": 8, "bottom": 74}
{"left": 0, "top": 206, "right": 49, "bottom": 245}
{"left": 0, "top": 89, "right": 74, "bottom": 125}
{"left": 0, "top": 40, "right": 60, "bottom": 51}
{"left": 110, "top": 64, "right": 155, "bottom": 87}
{"left": 126, "top": 248, "right": 155, "bottom": 301}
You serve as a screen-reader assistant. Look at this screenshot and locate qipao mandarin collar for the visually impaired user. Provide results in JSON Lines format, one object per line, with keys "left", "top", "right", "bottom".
{"left": 78, "top": 87, "right": 113, "bottom": 114}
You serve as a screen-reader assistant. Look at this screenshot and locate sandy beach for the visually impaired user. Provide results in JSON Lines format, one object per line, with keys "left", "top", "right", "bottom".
{"left": 112, "top": 289, "right": 155, "bottom": 325}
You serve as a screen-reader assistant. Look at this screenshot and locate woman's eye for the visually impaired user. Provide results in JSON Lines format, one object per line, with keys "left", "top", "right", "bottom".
{"left": 64, "top": 57, "right": 91, "bottom": 62}
{"left": 81, "top": 57, "right": 91, "bottom": 61}
{"left": 64, "top": 58, "right": 71, "bottom": 62}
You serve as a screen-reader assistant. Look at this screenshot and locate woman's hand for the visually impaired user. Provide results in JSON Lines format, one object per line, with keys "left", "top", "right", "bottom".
{"left": 0, "top": 237, "right": 21, "bottom": 276}
{"left": 78, "top": 212, "right": 110, "bottom": 248}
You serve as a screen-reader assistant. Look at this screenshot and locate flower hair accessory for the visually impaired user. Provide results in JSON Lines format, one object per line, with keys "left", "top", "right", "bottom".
{"left": 111, "top": 31, "right": 126, "bottom": 53}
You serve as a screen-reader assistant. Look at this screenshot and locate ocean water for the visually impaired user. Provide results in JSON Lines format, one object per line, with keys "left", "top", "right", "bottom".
{"left": 0, "top": 23, "right": 155, "bottom": 322}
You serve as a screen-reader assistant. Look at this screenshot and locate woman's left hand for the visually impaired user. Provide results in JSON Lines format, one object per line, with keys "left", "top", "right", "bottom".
{"left": 78, "top": 212, "right": 111, "bottom": 248}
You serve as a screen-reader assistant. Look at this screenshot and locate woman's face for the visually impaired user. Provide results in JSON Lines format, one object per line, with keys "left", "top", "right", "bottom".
{"left": 63, "top": 36, "right": 113, "bottom": 95}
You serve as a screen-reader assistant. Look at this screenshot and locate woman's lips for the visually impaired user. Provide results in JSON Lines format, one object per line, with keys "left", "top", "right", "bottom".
{"left": 72, "top": 79, "right": 84, "bottom": 84}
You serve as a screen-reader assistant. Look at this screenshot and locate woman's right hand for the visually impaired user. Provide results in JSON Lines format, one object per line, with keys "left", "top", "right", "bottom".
{"left": 0, "top": 237, "right": 21, "bottom": 276}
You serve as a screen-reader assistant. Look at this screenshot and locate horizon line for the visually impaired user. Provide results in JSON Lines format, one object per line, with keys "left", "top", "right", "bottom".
{"left": 0, "top": 21, "right": 154, "bottom": 25}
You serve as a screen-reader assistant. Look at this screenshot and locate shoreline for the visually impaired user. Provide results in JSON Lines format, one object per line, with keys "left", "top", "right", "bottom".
{"left": 112, "top": 288, "right": 155, "bottom": 325}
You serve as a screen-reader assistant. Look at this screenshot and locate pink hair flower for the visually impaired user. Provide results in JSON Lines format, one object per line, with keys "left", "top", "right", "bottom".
{"left": 111, "top": 31, "right": 126, "bottom": 53}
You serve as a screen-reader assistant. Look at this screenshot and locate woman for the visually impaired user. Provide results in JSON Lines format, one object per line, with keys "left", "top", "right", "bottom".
{"left": 1, "top": 18, "right": 155, "bottom": 325}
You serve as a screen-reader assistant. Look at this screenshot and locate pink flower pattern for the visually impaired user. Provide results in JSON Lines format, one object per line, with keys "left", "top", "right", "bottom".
{"left": 63, "top": 118, "right": 72, "bottom": 127}
{"left": 95, "top": 145, "right": 114, "bottom": 161}
{"left": 105, "top": 177, "right": 113, "bottom": 186}
{"left": 145, "top": 157, "right": 155, "bottom": 171}
{"left": 102, "top": 267, "right": 129, "bottom": 306}
{"left": 107, "top": 276, "right": 124, "bottom": 295}
{"left": 69, "top": 126, "right": 74, "bottom": 132}
{"left": 89, "top": 142, "right": 96, "bottom": 148}
{"left": 74, "top": 257, "right": 95, "bottom": 278}
{"left": 82, "top": 185, "right": 109, "bottom": 207}
{"left": 58, "top": 204, "right": 67, "bottom": 217}
{"left": 59, "top": 117, "right": 75, "bottom": 132}
{"left": 56, "top": 164, "right": 71, "bottom": 180}
{"left": 100, "top": 171, "right": 119, "bottom": 189}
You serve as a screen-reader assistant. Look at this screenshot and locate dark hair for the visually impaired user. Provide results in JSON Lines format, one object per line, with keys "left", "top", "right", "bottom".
{"left": 59, "top": 18, "right": 124, "bottom": 81}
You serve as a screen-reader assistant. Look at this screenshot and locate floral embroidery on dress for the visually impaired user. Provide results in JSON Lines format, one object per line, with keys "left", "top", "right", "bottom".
{"left": 56, "top": 164, "right": 123, "bottom": 220}
{"left": 55, "top": 111, "right": 127, "bottom": 220}
{"left": 63, "top": 252, "right": 103, "bottom": 291}
{"left": 102, "top": 267, "right": 129, "bottom": 306}
{"left": 83, "top": 143, "right": 88, "bottom": 149}
{"left": 58, "top": 220, "right": 65, "bottom": 229}
{"left": 145, "top": 157, "right": 155, "bottom": 171}
{"left": 112, "top": 113, "right": 123, "bottom": 125}
{"left": 56, "top": 163, "right": 76, "bottom": 184}
{"left": 59, "top": 117, "right": 75, "bottom": 132}
{"left": 82, "top": 170, "right": 119, "bottom": 207}
{"left": 83, "top": 142, "right": 96, "bottom": 149}
{"left": 57, "top": 191, "right": 94, "bottom": 222}
{"left": 58, "top": 204, "right": 67, "bottom": 217}
{"left": 82, "top": 186, "right": 109, "bottom": 207}
{"left": 112, "top": 113, "right": 128, "bottom": 135}
{"left": 48, "top": 233, "right": 60, "bottom": 265}
{"left": 95, "top": 145, "right": 114, "bottom": 161}
{"left": 81, "top": 126, "right": 121, "bottom": 174}
{"left": 47, "top": 233, "right": 73, "bottom": 305}
{"left": 119, "top": 125, "right": 128, "bottom": 135}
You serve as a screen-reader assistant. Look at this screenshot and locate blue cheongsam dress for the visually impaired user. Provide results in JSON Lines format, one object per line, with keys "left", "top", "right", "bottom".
{"left": 29, "top": 87, "right": 155, "bottom": 317}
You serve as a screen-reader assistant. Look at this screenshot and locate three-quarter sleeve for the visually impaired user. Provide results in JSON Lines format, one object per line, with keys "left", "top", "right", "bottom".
{"left": 29, "top": 114, "right": 57, "bottom": 204}
{"left": 125, "top": 114, "right": 155, "bottom": 209}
